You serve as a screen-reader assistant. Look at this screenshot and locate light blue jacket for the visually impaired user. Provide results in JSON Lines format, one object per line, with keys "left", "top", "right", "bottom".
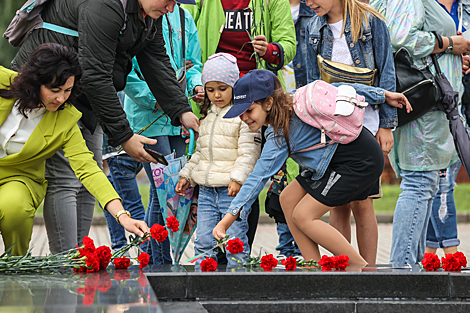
{"left": 123, "top": 7, "right": 202, "bottom": 136}
{"left": 305, "top": 12, "right": 398, "bottom": 129}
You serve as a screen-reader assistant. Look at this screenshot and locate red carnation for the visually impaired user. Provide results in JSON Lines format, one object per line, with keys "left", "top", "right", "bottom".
{"left": 95, "top": 245, "right": 112, "bottom": 270}
{"left": 113, "top": 256, "right": 131, "bottom": 269}
{"left": 333, "top": 255, "right": 350, "bottom": 270}
{"left": 85, "top": 252, "right": 100, "bottom": 272}
{"left": 226, "top": 238, "right": 244, "bottom": 255}
{"left": 200, "top": 257, "right": 218, "bottom": 272}
{"left": 165, "top": 216, "right": 180, "bottom": 232}
{"left": 150, "top": 223, "right": 169, "bottom": 242}
{"left": 442, "top": 253, "right": 461, "bottom": 271}
{"left": 114, "top": 270, "right": 131, "bottom": 282}
{"left": 421, "top": 253, "right": 441, "bottom": 271}
{"left": 281, "top": 256, "right": 297, "bottom": 271}
{"left": 82, "top": 236, "right": 96, "bottom": 253}
{"left": 453, "top": 251, "right": 467, "bottom": 268}
{"left": 260, "top": 254, "right": 278, "bottom": 271}
{"left": 318, "top": 255, "right": 335, "bottom": 271}
{"left": 138, "top": 251, "right": 150, "bottom": 269}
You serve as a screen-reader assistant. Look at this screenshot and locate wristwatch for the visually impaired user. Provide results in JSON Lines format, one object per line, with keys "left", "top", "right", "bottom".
{"left": 115, "top": 210, "right": 131, "bottom": 225}
{"left": 445, "top": 36, "right": 453, "bottom": 54}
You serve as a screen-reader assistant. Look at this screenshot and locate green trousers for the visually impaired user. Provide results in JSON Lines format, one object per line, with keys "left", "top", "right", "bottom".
{"left": 0, "top": 181, "right": 36, "bottom": 255}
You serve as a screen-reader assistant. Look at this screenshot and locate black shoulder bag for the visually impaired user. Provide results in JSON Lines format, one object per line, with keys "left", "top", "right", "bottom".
{"left": 394, "top": 44, "right": 443, "bottom": 126}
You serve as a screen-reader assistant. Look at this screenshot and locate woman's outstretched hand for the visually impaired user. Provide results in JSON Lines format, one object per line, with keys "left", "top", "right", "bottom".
{"left": 119, "top": 215, "right": 149, "bottom": 239}
{"left": 384, "top": 91, "right": 413, "bottom": 113}
{"left": 105, "top": 199, "right": 149, "bottom": 238}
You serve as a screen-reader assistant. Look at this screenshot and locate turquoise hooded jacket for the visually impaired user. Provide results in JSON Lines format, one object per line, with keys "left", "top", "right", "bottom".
{"left": 123, "top": 7, "right": 203, "bottom": 136}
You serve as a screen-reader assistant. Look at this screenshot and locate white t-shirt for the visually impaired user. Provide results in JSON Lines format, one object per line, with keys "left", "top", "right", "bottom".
{"left": 329, "top": 20, "right": 379, "bottom": 135}
{"left": 290, "top": 5, "right": 300, "bottom": 23}
{"left": 0, "top": 103, "right": 46, "bottom": 158}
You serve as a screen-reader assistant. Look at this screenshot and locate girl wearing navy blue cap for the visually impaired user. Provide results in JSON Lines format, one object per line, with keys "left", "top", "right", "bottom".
{"left": 175, "top": 53, "right": 262, "bottom": 267}
{"left": 214, "top": 69, "right": 409, "bottom": 266}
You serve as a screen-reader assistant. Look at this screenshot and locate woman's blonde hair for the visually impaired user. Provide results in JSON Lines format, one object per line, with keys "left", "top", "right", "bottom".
{"left": 342, "top": 0, "right": 384, "bottom": 43}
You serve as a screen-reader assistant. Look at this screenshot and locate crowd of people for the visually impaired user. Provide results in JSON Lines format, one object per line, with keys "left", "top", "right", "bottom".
{"left": 0, "top": 0, "right": 469, "bottom": 268}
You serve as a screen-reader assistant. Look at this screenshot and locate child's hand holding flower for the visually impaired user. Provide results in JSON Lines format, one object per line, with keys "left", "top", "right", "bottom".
{"left": 175, "top": 178, "right": 190, "bottom": 196}
{"left": 213, "top": 222, "right": 227, "bottom": 240}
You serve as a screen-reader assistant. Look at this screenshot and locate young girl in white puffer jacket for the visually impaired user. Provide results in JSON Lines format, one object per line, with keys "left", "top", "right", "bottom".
{"left": 176, "top": 53, "right": 261, "bottom": 267}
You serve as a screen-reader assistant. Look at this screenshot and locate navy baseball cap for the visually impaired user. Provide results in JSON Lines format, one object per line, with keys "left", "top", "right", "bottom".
{"left": 176, "top": 0, "right": 196, "bottom": 4}
{"left": 224, "top": 69, "right": 277, "bottom": 119}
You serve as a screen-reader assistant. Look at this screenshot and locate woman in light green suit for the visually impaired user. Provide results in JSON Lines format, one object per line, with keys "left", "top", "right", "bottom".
{"left": 0, "top": 43, "right": 149, "bottom": 256}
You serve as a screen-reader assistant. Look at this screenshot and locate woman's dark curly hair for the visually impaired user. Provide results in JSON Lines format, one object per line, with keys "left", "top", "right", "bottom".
{"left": 0, "top": 43, "right": 82, "bottom": 118}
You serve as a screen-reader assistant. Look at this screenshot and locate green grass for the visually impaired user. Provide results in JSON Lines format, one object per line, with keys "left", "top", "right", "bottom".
{"left": 374, "top": 183, "right": 470, "bottom": 213}
{"left": 36, "top": 183, "right": 470, "bottom": 215}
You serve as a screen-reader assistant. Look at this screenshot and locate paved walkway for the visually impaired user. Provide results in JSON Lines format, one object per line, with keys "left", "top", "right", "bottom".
{"left": 4, "top": 223, "right": 470, "bottom": 264}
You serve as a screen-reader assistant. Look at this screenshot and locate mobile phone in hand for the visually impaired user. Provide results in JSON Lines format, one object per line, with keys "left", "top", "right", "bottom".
{"left": 144, "top": 147, "right": 168, "bottom": 166}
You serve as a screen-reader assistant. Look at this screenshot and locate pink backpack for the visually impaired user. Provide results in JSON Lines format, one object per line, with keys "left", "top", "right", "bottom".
{"left": 293, "top": 80, "right": 368, "bottom": 151}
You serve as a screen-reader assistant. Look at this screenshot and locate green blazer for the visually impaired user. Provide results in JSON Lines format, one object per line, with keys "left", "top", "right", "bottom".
{"left": 0, "top": 67, "right": 119, "bottom": 208}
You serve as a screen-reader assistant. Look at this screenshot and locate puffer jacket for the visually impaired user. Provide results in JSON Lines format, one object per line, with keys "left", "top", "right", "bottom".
{"left": 10, "top": 0, "right": 191, "bottom": 147}
{"left": 179, "top": 103, "right": 261, "bottom": 187}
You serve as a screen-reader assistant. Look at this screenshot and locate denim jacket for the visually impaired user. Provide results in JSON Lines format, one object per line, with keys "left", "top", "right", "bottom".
{"left": 305, "top": 12, "right": 398, "bottom": 128}
{"left": 459, "top": 0, "right": 470, "bottom": 31}
{"left": 293, "top": 2, "right": 315, "bottom": 88}
{"left": 228, "top": 108, "right": 386, "bottom": 218}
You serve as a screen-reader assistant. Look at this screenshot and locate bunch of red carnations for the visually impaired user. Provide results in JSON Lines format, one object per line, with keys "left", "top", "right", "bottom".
{"left": 317, "top": 255, "right": 350, "bottom": 271}
{"left": 0, "top": 217, "right": 180, "bottom": 273}
{"left": 421, "top": 252, "right": 467, "bottom": 271}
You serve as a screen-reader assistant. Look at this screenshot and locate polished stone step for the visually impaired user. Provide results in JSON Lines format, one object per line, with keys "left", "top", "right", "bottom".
{"left": 146, "top": 264, "right": 470, "bottom": 312}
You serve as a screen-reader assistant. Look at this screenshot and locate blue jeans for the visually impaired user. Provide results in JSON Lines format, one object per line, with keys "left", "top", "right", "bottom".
{"left": 194, "top": 186, "right": 250, "bottom": 267}
{"left": 276, "top": 223, "right": 301, "bottom": 257}
{"left": 390, "top": 170, "right": 440, "bottom": 265}
{"left": 426, "top": 161, "right": 461, "bottom": 249}
{"left": 103, "top": 154, "right": 146, "bottom": 251}
{"left": 143, "top": 135, "right": 186, "bottom": 265}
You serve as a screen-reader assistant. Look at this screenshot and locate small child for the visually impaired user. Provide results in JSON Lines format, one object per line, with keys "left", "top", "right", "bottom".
{"left": 176, "top": 53, "right": 262, "bottom": 267}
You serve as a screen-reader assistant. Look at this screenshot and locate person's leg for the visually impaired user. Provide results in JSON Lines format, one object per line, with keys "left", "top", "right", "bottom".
{"left": 194, "top": 186, "right": 221, "bottom": 266}
{"left": 246, "top": 198, "right": 260, "bottom": 250}
{"left": 43, "top": 149, "right": 81, "bottom": 254}
{"left": 0, "top": 181, "right": 36, "bottom": 255}
{"left": 390, "top": 170, "right": 440, "bottom": 265}
{"left": 104, "top": 154, "right": 145, "bottom": 251}
{"left": 290, "top": 188, "right": 367, "bottom": 266}
{"left": 143, "top": 136, "right": 173, "bottom": 265}
{"left": 276, "top": 223, "right": 296, "bottom": 257}
{"left": 76, "top": 123, "right": 103, "bottom": 244}
{"left": 217, "top": 187, "right": 250, "bottom": 267}
{"left": 426, "top": 162, "right": 461, "bottom": 254}
{"left": 329, "top": 204, "right": 352, "bottom": 243}
{"left": 350, "top": 198, "right": 378, "bottom": 265}
{"left": 280, "top": 180, "right": 320, "bottom": 260}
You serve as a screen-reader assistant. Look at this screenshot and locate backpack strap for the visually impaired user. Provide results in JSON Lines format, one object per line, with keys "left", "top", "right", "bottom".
{"left": 41, "top": 0, "right": 128, "bottom": 37}
{"left": 42, "top": 22, "right": 78, "bottom": 37}
{"left": 180, "top": 6, "right": 185, "bottom": 63}
{"left": 336, "top": 96, "right": 368, "bottom": 108}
